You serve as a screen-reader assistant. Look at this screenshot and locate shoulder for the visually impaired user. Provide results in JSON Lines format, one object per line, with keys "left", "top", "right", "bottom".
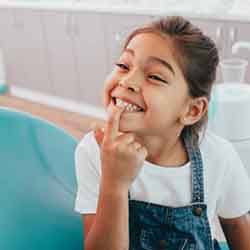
{"left": 199, "top": 128, "right": 236, "bottom": 160}
{"left": 75, "top": 131, "right": 100, "bottom": 166}
{"left": 198, "top": 128, "right": 242, "bottom": 182}
{"left": 198, "top": 129, "right": 250, "bottom": 215}
{"left": 76, "top": 131, "right": 99, "bottom": 154}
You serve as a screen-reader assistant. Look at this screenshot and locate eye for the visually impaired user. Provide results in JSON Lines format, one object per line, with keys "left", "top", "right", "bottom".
{"left": 115, "top": 63, "right": 129, "bottom": 70}
{"left": 148, "top": 75, "right": 168, "bottom": 84}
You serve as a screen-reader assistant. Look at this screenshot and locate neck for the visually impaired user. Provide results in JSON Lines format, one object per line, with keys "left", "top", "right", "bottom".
{"left": 136, "top": 131, "right": 188, "bottom": 168}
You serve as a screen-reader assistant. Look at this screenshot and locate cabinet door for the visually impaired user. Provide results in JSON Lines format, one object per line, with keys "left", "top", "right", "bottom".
{"left": 72, "top": 12, "right": 108, "bottom": 107}
{"left": 0, "top": 9, "right": 20, "bottom": 86}
{"left": 41, "top": 10, "right": 79, "bottom": 100}
{"left": 101, "top": 13, "right": 154, "bottom": 75}
{"left": 0, "top": 8, "right": 51, "bottom": 94}
{"left": 225, "top": 21, "right": 250, "bottom": 83}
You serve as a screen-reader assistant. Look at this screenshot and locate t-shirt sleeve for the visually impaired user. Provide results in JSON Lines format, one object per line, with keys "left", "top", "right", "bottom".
{"left": 74, "top": 132, "right": 100, "bottom": 214}
{"left": 217, "top": 143, "right": 250, "bottom": 218}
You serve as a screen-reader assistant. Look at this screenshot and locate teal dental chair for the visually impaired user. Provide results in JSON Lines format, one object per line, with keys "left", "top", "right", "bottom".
{"left": 0, "top": 107, "right": 229, "bottom": 250}
{"left": 0, "top": 107, "right": 83, "bottom": 250}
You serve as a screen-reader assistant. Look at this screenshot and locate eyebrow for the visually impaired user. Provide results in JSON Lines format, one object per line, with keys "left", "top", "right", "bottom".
{"left": 123, "top": 48, "right": 175, "bottom": 75}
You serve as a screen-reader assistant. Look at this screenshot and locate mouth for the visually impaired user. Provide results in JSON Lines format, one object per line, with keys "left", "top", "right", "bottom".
{"left": 112, "top": 97, "right": 145, "bottom": 113}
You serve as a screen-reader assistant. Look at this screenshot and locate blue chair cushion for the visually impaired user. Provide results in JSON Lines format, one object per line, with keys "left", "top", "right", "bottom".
{"left": 0, "top": 108, "right": 83, "bottom": 250}
{"left": 220, "top": 242, "right": 229, "bottom": 249}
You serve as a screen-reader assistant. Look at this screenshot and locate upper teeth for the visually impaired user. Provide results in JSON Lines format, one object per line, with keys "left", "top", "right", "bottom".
{"left": 115, "top": 98, "right": 143, "bottom": 112}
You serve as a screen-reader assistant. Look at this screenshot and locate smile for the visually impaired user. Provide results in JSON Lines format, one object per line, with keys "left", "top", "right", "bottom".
{"left": 112, "top": 97, "right": 145, "bottom": 112}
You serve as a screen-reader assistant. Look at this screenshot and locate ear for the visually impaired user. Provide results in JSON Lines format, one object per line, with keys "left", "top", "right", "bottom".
{"left": 180, "top": 97, "right": 209, "bottom": 126}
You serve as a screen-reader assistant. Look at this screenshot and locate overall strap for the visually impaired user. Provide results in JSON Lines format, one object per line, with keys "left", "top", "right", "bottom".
{"left": 183, "top": 129, "right": 205, "bottom": 203}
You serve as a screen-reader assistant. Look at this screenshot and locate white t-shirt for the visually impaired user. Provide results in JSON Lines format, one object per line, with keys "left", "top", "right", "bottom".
{"left": 74, "top": 129, "right": 250, "bottom": 239}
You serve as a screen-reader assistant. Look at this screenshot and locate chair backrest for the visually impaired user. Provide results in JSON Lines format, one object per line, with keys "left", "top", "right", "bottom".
{"left": 0, "top": 108, "right": 83, "bottom": 250}
{"left": 220, "top": 242, "right": 229, "bottom": 250}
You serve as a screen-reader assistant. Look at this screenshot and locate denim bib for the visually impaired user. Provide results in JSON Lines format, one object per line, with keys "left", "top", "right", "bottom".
{"left": 128, "top": 130, "right": 221, "bottom": 250}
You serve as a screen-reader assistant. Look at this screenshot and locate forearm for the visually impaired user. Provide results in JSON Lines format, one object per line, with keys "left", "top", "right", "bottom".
{"left": 85, "top": 180, "right": 129, "bottom": 250}
{"left": 220, "top": 213, "right": 250, "bottom": 250}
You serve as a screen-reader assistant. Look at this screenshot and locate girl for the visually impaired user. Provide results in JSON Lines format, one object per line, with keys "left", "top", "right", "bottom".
{"left": 74, "top": 16, "right": 250, "bottom": 250}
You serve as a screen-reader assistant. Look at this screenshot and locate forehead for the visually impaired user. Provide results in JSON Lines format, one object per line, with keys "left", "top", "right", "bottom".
{"left": 124, "top": 32, "right": 177, "bottom": 65}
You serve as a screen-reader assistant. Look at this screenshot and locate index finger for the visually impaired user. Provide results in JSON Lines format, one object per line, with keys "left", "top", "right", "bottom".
{"left": 104, "top": 101, "right": 125, "bottom": 143}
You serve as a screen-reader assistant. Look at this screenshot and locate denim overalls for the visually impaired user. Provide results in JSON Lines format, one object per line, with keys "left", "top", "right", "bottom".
{"left": 128, "top": 130, "right": 222, "bottom": 250}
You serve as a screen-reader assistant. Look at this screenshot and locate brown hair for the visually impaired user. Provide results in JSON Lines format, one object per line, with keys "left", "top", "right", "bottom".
{"left": 122, "top": 16, "right": 219, "bottom": 147}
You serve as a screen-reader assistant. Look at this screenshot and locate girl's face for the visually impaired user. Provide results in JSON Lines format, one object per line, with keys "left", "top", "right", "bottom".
{"left": 103, "top": 32, "right": 192, "bottom": 138}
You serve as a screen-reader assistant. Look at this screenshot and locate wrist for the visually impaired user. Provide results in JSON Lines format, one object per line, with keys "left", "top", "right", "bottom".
{"left": 100, "top": 177, "right": 129, "bottom": 196}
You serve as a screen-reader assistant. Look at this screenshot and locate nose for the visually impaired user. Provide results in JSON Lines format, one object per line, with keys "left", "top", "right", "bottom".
{"left": 119, "top": 81, "right": 140, "bottom": 92}
{"left": 118, "top": 72, "right": 141, "bottom": 93}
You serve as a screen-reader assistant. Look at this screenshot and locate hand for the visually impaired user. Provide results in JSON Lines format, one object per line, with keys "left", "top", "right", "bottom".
{"left": 91, "top": 101, "right": 148, "bottom": 190}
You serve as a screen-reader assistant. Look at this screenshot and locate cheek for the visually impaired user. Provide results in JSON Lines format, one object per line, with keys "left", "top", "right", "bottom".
{"left": 143, "top": 90, "right": 166, "bottom": 113}
{"left": 144, "top": 91, "right": 182, "bottom": 123}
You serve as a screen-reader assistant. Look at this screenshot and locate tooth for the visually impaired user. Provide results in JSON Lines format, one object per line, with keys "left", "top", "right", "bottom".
{"left": 116, "top": 99, "right": 121, "bottom": 105}
{"left": 115, "top": 98, "right": 143, "bottom": 112}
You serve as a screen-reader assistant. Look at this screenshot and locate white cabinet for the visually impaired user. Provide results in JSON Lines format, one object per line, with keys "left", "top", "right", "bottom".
{"left": 41, "top": 11, "right": 108, "bottom": 106}
{"left": 72, "top": 12, "right": 107, "bottom": 106}
{"left": 0, "top": 8, "right": 52, "bottom": 94}
{"left": 41, "top": 10, "right": 79, "bottom": 100}
{"left": 0, "top": 9, "right": 20, "bottom": 86}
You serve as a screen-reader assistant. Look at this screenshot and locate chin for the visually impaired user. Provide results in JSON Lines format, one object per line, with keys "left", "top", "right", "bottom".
{"left": 118, "top": 122, "right": 134, "bottom": 132}
{"left": 118, "top": 124, "right": 131, "bottom": 133}
{"left": 119, "top": 123, "right": 145, "bottom": 136}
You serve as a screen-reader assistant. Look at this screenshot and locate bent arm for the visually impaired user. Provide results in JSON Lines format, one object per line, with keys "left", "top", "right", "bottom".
{"left": 219, "top": 213, "right": 250, "bottom": 250}
{"left": 84, "top": 180, "right": 129, "bottom": 250}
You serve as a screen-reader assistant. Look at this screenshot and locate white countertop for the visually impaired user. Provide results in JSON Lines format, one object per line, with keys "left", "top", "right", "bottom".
{"left": 0, "top": 0, "right": 250, "bottom": 22}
